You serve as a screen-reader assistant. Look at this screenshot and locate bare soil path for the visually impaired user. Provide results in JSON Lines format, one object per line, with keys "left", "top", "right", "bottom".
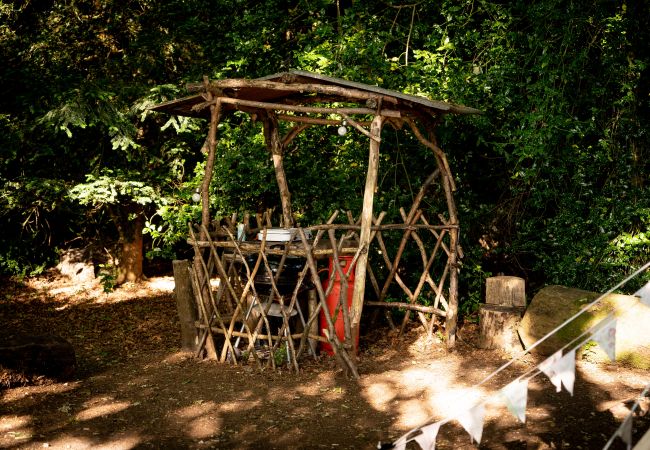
{"left": 1, "top": 274, "right": 648, "bottom": 449}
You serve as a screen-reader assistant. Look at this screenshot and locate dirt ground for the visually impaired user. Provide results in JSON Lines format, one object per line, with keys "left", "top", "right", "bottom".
{"left": 1, "top": 273, "right": 648, "bottom": 449}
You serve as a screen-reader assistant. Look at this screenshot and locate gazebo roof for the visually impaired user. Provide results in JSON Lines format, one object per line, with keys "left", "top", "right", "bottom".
{"left": 149, "top": 70, "right": 480, "bottom": 119}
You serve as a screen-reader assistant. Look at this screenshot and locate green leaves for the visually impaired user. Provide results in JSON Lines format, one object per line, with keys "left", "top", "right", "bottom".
{"left": 69, "top": 173, "right": 165, "bottom": 207}
{"left": 0, "top": 0, "right": 647, "bottom": 301}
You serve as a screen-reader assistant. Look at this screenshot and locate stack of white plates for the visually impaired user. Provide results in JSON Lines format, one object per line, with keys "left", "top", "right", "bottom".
{"left": 257, "top": 228, "right": 311, "bottom": 242}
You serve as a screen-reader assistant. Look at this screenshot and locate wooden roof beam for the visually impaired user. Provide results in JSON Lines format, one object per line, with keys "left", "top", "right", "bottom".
{"left": 187, "top": 79, "right": 399, "bottom": 106}
{"left": 215, "top": 96, "right": 401, "bottom": 118}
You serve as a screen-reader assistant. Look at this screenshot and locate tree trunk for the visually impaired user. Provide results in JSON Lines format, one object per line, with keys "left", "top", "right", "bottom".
{"left": 116, "top": 213, "right": 144, "bottom": 285}
{"left": 478, "top": 304, "right": 524, "bottom": 353}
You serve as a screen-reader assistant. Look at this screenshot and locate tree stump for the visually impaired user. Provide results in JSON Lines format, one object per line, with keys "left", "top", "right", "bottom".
{"left": 0, "top": 334, "right": 76, "bottom": 387}
{"left": 486, "top": 276, "right": 526, "bottom": 308}
{"left": 478, "top": 304, "right": 524, "bottom": 353}
{"left": 173, "top": 259, "right": 199, "bottom": 352}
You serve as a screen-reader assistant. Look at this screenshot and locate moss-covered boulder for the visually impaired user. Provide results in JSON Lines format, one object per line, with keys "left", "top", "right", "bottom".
{"left": 518, "top": 285, "right": 650, "bottom": 368}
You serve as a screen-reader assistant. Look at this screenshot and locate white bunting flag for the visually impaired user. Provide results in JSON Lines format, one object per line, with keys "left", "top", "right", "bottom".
{"left": 635, "top": 281, "right": 650, "bottom": 307}
{"left": 592, "top": 318, "right": 617, "bottom": 361}
{"left": 499, "top": 378, "right": 529, "bottom": 423}
{"left": 457, "top": 402, "right": 486, "bottom": 445}
{"left": 617, "top": 414, "right": 633, "bottom": 446}
{"left": 539, "top": 349, "right": 576, "bottom": 394}
{"left": 555, "top": 349, "right": 577, "bottom": 396}
{"left": 539, "top": 350, "right": 563, "bottom": 392}
{"left": 413, "top": 422, "right": 441, "bottom": 450}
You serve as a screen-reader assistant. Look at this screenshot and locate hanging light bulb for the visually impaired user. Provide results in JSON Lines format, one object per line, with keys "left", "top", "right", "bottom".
{"left": 337, "top": 119, "right": 348, "bottom": 136}
{"left": 191, "top": 188, "right": 201, "bottom": 203}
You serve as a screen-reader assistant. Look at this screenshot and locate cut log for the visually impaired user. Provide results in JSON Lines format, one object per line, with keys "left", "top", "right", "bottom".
{"left": 173, "top": 259, "right": 199, "bottom": 352}
{"left": 0, "top": 334, "right": 76, "bottom": 387}
{"left": 57, "top": 248, "right": 95, "bottom": 283}
{"left": 478, "top": 304, "right": 524, "bottom": 353}
{"left": 485, "top": 276, "right": 526, "bottom": 307}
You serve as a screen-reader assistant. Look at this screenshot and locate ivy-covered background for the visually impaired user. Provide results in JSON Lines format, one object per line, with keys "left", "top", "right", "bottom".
{"left": 1, "top": 0, "right": 648, "bottom": 314}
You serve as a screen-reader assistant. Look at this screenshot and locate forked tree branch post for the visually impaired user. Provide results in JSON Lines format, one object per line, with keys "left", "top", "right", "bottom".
{"left": 193, "top": 82, "right": 222, "bottom": 359}
{"left": 262, "top": 111, "right": 294, "bottom": 227}
{"left": 201, "top": 93, "right": 222, "bottom": 235}
{"left": 351, "top": 114, "right": 384, "bottom": 355}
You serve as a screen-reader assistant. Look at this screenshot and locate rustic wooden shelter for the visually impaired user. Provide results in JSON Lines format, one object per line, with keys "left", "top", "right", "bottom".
{"left": 151, "top": 70, "right": 479, "bottom": 377}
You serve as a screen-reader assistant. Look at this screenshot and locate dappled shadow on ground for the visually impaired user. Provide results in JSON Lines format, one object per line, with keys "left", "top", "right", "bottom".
{"left": 0, "top": 275, "right": 179, "bottom": 378}
{"left": 1, "top": 353, "right": 394, "bottom": 449}
{"left": 0, "top": 275, "right": 397, "bottom": 448}
{"left": 360, "top": 325, "right": 650, "bottom": 449}
{"left": 1, "top": 275, "right": 648, "bottom": 449}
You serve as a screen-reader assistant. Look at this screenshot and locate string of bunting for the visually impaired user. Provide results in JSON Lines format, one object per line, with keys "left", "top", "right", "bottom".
{"left": 381, "top": 261, "right": 650, "bottom": 450}
{"left": 602, "top": 381, "right": 650, "bottom": 449}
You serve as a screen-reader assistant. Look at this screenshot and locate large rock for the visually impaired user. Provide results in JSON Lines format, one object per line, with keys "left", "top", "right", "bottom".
{"left": 518, "top": 285, "right": 650, "bottom": 368}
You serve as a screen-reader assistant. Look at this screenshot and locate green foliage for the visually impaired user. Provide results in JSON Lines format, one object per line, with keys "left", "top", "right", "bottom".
{"left": 1, "top": 0, "right": 648, "bottom": 314}
{"left": 458, "top": 247, "right": 493, "bottom": 319}
{"left": 0, "top": 176, "right": 73, "bottom": 275}
{"left": 69, "top": 173, "right": 165, "bottom": 208}
{"left": 273, "top": 346, "right": 288, "bottom": 366}
{"left": 97, "top": 263, "right": 117, "bottom": 293}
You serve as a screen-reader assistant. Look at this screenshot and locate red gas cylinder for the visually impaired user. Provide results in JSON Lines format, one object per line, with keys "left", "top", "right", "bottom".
{"left": 320, "top": 255, "right": 357, "bottom": 355}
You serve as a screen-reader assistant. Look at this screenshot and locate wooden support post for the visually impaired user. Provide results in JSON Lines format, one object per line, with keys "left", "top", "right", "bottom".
{"left": 446, "top": 226, "right": 459, "bottom": 348}
{"left": 172, "top": 260, "right": 198, "bottom": 352}
{"left": 420, "top": 122, "right": 460, "bottom": 349}
{"left": 439, "top": 154, "right": 460, "bottom": 347}
{"left": 262, "top": 111, "right": 294, "bottom": 227}
{"left": 351, "top": 114, "right": 383, "bottom": 354}
{"left": 200, "top": 90, "right": 221, "bottom": 233}
{"left": 193, "top": 84, "right": 222, "bottom": 359}
{"left": 308, "top": 289, "right": 319, "bottom": 355}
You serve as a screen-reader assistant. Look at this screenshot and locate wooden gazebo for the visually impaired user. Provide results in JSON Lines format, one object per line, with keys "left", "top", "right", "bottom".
{"left": 152, "top": 70, "right": 479, "bottom": 377}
